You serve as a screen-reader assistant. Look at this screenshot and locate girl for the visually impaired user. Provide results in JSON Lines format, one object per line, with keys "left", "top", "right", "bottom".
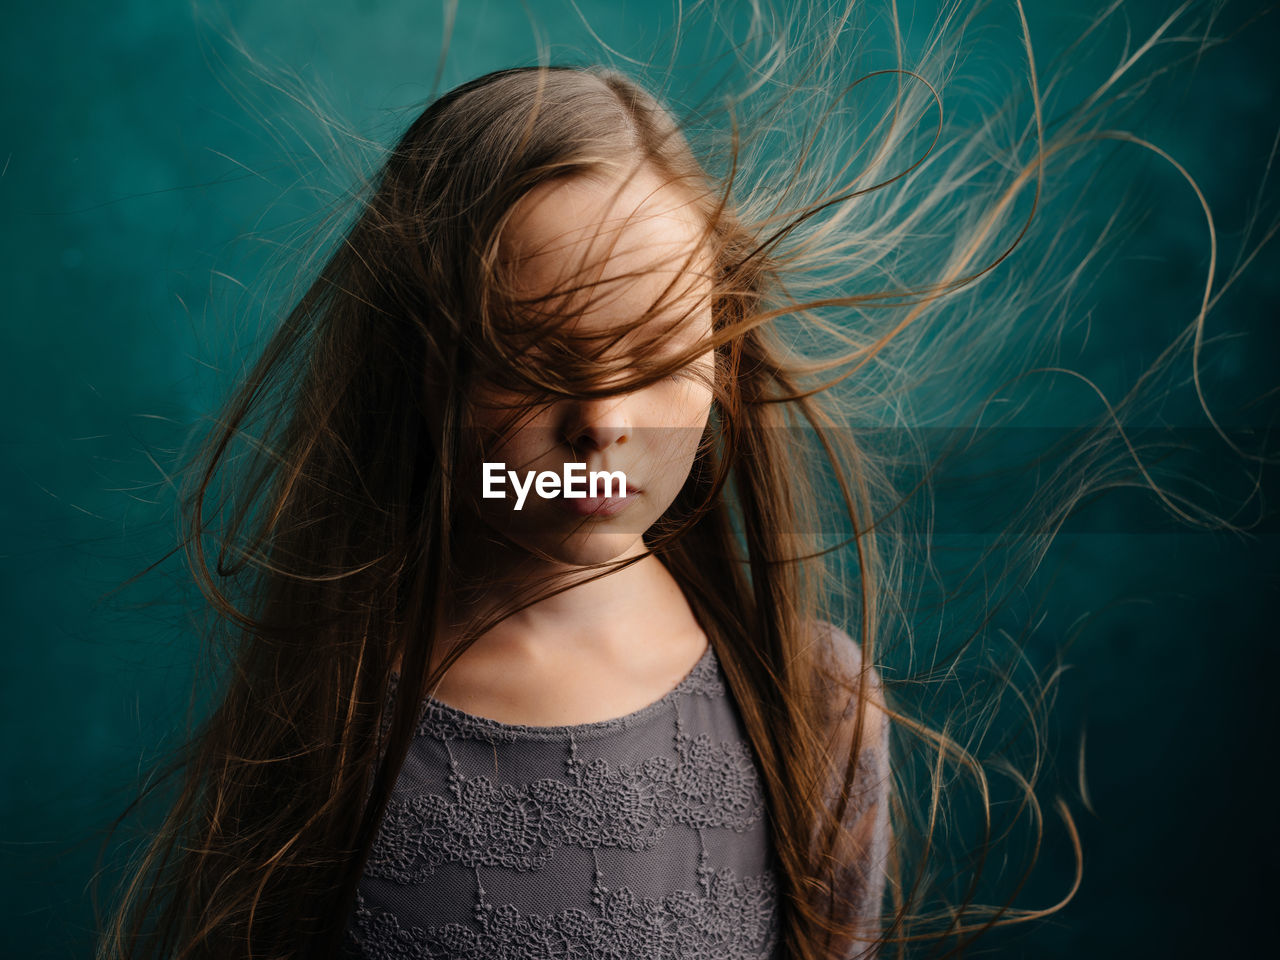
{"left": 94, "top": 3, "right": 1273, "bottom": 959}
{"left": 99, "top": 64, "right": 894, "bottom": 960}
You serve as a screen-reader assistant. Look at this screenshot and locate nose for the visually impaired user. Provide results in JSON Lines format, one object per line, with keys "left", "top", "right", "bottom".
{"left": 563, "top": 394, "right": 631, "bottom": 451}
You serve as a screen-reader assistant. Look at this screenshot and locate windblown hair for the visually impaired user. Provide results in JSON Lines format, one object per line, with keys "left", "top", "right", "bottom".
{"left": 94, "top": 1, "right": 1273, "bottom": 958}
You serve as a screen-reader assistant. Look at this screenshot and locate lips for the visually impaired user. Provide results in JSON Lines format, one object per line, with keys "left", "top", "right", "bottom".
{"left": 559, "top": 483, "right": 641, "bottom": 518}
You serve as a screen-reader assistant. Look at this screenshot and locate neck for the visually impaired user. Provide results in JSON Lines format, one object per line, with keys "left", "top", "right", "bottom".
{"left": 440, "top": 525, "right": 691, "bottom": 660}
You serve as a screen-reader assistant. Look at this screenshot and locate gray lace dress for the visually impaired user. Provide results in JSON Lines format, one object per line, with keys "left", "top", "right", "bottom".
{"left": 342, "top": 628, "right": 889, "bottom": 959}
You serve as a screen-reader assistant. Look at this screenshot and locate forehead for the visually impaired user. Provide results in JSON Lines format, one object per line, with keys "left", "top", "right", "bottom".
{"left": 500, "top": 167, "right": 714, "bottom": 343}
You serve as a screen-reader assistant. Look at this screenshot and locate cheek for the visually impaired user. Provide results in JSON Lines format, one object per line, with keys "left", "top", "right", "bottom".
{"left": 643, "top": 362, "right": 715, "bottom": 425}
{"left": 672, "top": 380, "right": 715, "bottom": 432}
{"left": 642, "top": 396, "right": 711, "bottom": 490}
{"left": 691, "top": 381, "right": 715, "bottom": 425}
{"left": 464, "top": 392, "right": 556, "bottom": 462}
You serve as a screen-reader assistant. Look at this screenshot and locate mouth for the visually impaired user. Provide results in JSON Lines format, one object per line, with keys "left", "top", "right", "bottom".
{"left": 558, "top": 484, "right": 641, "bottom": 519}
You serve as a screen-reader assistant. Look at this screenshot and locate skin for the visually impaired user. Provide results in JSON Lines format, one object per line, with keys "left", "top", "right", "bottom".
{"left": 421, "top": 165, "right": 720, "bottom": 726}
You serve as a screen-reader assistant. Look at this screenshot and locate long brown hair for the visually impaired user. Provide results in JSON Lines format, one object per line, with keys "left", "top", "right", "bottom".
{"left": 92, "top": 63, "right": 898, "bottom": 959}
{"left": 95, "top": 1, "right": 1270, "bottom": 957}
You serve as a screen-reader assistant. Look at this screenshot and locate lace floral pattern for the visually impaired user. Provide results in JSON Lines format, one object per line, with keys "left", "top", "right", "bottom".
{"left": 366, "top": 732, "right": 764, "bottom": 882}
{"left": 346, "top": 867, "right": 778, "bottom": 960}
{"left": 349, "top": 643, "right": 794, "bottom": 959}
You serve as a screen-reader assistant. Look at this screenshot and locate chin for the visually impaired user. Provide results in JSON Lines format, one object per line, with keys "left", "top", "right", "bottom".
{"left": 519, "top": 529, "right": 647, "bottom": 568}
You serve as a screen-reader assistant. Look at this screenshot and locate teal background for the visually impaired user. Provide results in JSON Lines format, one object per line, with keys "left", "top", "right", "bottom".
{"left": 2, "top": 1, "right": 1276, "bottom": 956}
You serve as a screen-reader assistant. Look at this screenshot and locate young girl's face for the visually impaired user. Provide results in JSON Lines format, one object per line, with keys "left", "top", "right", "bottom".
{"left": 464, "top": 165, "right": 716, "bottom": 569}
